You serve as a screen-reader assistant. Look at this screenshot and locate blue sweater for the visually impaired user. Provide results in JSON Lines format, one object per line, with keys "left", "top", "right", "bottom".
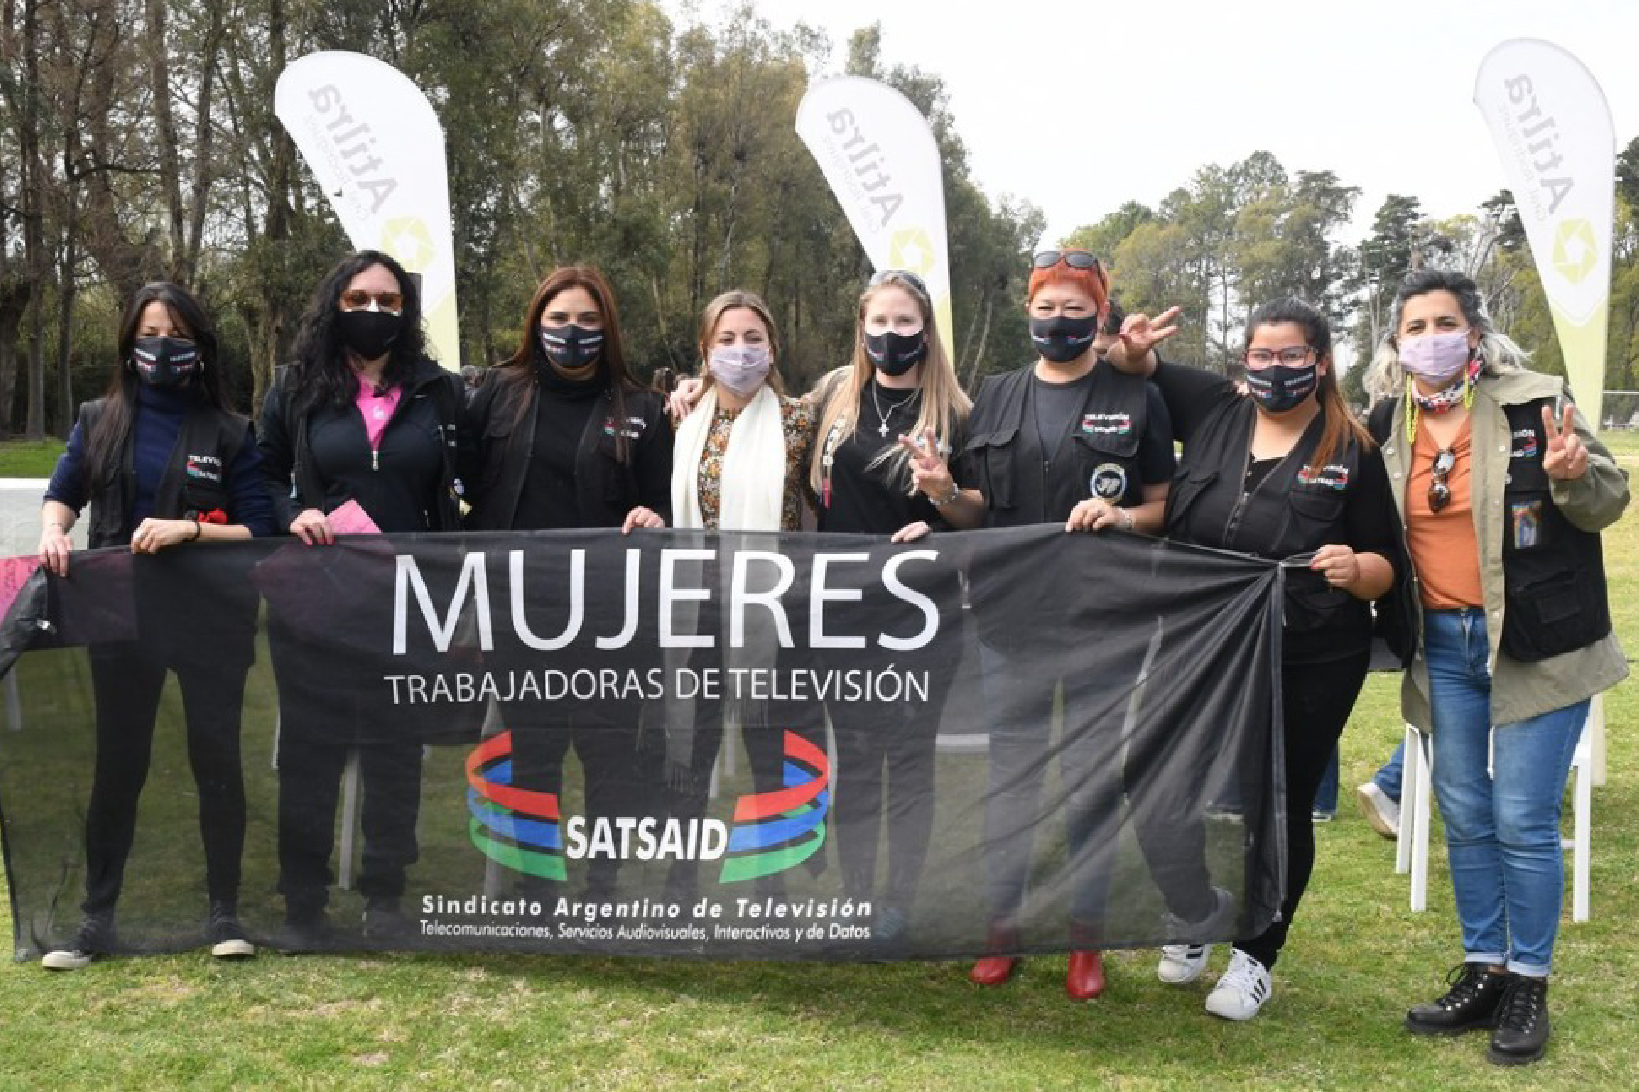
{"left": 46, "top": 384, "right": 277, "bottom": 537}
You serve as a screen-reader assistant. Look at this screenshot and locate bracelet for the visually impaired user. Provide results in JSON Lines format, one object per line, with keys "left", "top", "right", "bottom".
{"left": 930, "top": 483, "right": 960, "bottom": 508}
{"left": 189, "top": 518, "right": 201, "bottom": 541}
{"left": 1121, "top": 509, "right": 1134, "bottom": 532}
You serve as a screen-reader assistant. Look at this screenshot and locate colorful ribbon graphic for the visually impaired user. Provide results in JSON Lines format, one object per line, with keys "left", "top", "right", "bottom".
{"left": 719, "top": 731, "right": 831, "bottom": 883}
{"left": 465, "top": 731, "right": 566, "bottom": 880}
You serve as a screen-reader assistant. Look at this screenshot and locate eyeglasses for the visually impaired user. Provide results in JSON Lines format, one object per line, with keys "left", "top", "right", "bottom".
{"left": 1032, "top": 249, "right": 1102, "bottom": 272}
{"left": 339, "top": 289, "right": 404, "bottom": 314}
{"left": 869, "top": 269, "right": 930, "bottom": 300}
{"left": 1244, "top": 346, "right": 1315, "bottom": 367}
{"left": 1428, "top": 447, "right": 1456, "bottom": 513}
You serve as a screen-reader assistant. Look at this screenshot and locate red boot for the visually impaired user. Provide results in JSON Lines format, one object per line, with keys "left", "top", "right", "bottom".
{"left": 969, "top": 925, "right": 1020, "bottom": 986}
{"left": 1066, "top": 950, "right": 1106, "bottom": 1000}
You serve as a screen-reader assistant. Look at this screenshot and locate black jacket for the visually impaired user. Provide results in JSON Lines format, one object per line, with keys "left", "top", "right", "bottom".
{"left": 1159, "top": 364, "right": 1401, "bottom": 662}
{"left": 259, "top": 356, "right": 470, "bottom": 534}
{"left": 463, "top": 366, "right": 672, "bottom": 531}
{"left": 958, "top": 360, "right": 1165, "bottom": 527}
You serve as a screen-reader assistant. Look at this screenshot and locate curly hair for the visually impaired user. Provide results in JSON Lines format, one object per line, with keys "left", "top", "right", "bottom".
{"left": 289, "top": 249, "right": 429, "bottom": 414}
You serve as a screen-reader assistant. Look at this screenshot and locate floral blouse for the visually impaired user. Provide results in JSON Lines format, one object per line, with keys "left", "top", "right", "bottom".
{"left": 696, "top": 395, "right": 816, "bottom": 531}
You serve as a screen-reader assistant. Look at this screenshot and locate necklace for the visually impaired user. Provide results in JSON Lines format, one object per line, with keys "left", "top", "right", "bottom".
{"left": 870, "top": 381, "right": 920, "bottom": 437}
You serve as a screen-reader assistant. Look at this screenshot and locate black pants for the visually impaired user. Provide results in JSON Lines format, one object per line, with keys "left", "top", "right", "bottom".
{"left": 82, "top": 643, "right": 248, "bottom": 917}
{"left": 275, "top": 732, "right": 423, "bottom": 912}
{"left": 664, "top": 656, "right": 826, "bottom": 896}
{"left": 268, "top": 617, "right": 423, "bottom": 916}
{"left": 1236, "top": 648, "right": 1371, "bottom": 970}
{"left": 504, "top": 708, "right": 658, "bottom": 893}
{"left": 830, "top": 643, "right": 956, "bottom": 908}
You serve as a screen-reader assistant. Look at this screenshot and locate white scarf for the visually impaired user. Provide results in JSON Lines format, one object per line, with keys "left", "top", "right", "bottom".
{"left": 671, "top": 382, "right": 787, "bottom": 531}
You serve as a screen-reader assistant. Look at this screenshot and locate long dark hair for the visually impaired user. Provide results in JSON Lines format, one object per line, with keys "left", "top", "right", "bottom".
{"left": 289, "top": 249, "right": 428, "bottom": 415}
{"left": 494, "top": 265, "right": 642, "bottom": 463}
{"left": 86, "top": 282, "right": 232, "bottom": 483}
{"left": 1242, "top": 297, "right": 1372, "bottom": 472}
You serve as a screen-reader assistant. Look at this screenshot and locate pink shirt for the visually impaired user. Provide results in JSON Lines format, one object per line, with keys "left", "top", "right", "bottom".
{"left": 354, "top": 372, "right": 402, "bottom": 451}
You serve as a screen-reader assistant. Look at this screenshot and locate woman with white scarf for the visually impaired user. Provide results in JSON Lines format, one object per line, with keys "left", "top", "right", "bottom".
{"left": 665, "top": 289, "right": 820, "bottom": 901}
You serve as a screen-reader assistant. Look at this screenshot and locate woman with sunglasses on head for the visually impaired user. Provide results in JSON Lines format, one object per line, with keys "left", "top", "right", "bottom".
{"left": 902, "top": 248, "right": 1174, "bottom": 999}
{"left": 258, "top": 249, "right": 469, "bottom": 947}
{"left": 464, "top": 265, "right": 671, "bottom": 903}
{"left": 1361, "top": 269, "right": 1625, "bottom": 1066}
{"left": 801, "top": 270, "right": 971, "bottom": 942}
{"left": 37, "top": 282, "right": 276, "bottom": 970}
{"left": 1105, "top": 297, "right": 1400, "bottom": 1021}
{"left": 664, "top": 289, "right": 822, "bottom": 901}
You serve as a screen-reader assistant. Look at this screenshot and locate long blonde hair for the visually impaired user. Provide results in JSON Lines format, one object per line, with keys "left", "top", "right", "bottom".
{"left": 697, "top": 289, "right": 787, "bottom": 397}
{"left": 808, "top": 273, "right": 972, "bottom": 494}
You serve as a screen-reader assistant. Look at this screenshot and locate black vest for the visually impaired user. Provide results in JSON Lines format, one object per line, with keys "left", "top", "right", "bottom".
{"left": 79, "top": 398, "right": 251, "bottom": 549}
{"left": 1372, "top": 395, "right": 1614, "bottom": 663}
{"left": 1166, "top": 398, "right": 1371, "bottom": 641}
{"left": 962, "top": 361, "right": 1151, "bottom": 527}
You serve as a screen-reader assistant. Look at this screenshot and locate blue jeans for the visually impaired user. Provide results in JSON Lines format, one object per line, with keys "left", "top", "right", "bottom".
{"left": 1424, "top": 608, "right": 1587, "bottom": 977}
{"left": 1313, "top": 746, "right": 1339, "bottom": 814}
{"left": 1373, "top": 741, "right": 1405, "bottom": 803}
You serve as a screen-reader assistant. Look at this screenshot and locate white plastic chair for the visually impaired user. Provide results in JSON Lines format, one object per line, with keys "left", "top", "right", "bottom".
{"left": 1398, "top": 709, "right": 1593, "bottom": 922}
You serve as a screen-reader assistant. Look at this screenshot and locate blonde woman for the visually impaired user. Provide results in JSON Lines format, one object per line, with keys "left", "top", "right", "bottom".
{"left": 808, "top": 270, "right": 970, "bottom": 942}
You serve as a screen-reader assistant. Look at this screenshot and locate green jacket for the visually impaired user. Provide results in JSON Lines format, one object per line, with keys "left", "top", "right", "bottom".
{"left": 1377, "top": 368, "right": 1629, "bottom": 728}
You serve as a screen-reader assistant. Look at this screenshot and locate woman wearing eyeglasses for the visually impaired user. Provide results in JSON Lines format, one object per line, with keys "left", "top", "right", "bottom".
{"left": 258, "top": 249, "right": 469, "bottom": 948}
{"left": 464, "top": 265, "right": 672, "bottom": 903}
{"left": 37, "top": 282, "right": 277, "bottom": 970}
{"left": 799, "top": 270, "right": 971, "bottom": 942}
{"left": 902, "top": 248, "right": 1174, "bottom": 998}
{"left": 1106, "top": 297, "right": 1400, "bottom": 1020}
{"left": 1361, "top": 270, "right": 1625, "bottom": 1066}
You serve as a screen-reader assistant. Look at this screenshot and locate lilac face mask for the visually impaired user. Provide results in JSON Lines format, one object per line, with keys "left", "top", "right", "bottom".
{"left": 708, "top": 344, "right": 771, "bottom": 396}
{"left": 1398, "top": 330, "right": 1473, "bottom": 384}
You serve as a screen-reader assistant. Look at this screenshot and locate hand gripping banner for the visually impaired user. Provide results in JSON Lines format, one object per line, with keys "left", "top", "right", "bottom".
{"left": 0, "top": 526, "right": 1285, "bottom": 960}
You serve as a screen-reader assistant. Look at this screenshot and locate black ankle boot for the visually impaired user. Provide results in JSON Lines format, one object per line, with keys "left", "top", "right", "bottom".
{"left": 1406, "top": 964, "right": 1514, "bottom": 1035}
{"left": 1488, "top": 975, "right": 1550, "bottom": 1066}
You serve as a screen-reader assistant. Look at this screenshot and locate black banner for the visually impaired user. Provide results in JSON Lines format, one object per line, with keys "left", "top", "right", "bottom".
{"left": 0, "top": 525, "right": 1286, "bottom": 960}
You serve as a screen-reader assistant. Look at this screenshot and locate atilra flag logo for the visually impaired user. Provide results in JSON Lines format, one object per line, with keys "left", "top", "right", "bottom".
{"left": 381, "top": 216, "right": 437, "bottom": 273}
{"left": 889, "top": 227, "right": 935, "bottom": 276}
{"left": 1553, "top": 219, "right": 1597, "bottom": 284}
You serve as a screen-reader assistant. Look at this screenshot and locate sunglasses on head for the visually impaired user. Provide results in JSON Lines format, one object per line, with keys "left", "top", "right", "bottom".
{"left": 869, "top": 269, "right": 930, "bottom": 300}
{"left": 1031, "top": 249, "right": 1102, "bottom": 272}
{"left": 1428, "top": 447, "right": 1456, "bottom": 513}
{"left": 339, "top": 289, "right": 404, "bottom": 314}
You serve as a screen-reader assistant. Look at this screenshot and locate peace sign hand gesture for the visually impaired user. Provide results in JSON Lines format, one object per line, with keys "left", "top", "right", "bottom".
{"left": 897, "top": 427, "right": 956, "bottom": 503}
{"left": 1541, "top": 403, "right": 1590, "bottom": 481}
{"left": 1106, "top": 306, "right": 1182, "bottom": 374}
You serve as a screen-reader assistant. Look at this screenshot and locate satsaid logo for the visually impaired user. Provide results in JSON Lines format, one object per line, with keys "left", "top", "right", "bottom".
{"left": 464, "top": 730, "right": 830, "bottom": 883}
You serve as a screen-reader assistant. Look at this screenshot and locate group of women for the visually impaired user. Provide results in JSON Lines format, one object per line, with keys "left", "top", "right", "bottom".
{"left": 35, "top": 245, "right": 1623, "bottom": 1067}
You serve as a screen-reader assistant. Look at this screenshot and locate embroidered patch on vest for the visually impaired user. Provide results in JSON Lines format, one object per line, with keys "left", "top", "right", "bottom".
{"left": 185, "top": 454, "right": 223, "bottom": 483}
{"left": 1089, "top": 463, "right": 1127, "bottom": 499}
{"left": 1295, "top": 463, "right": 1350, "bottom": 491}
{"left": 1081, "top": 412, "right": 1132, "bottom": 437}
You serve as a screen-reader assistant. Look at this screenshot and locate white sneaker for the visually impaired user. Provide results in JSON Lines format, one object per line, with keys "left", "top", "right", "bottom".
{"left": 1356, "top": 782, "right": 1400, "bottom": 839}
{"left": 1204, "top": 949, "right": 1272, "bottom": 1021}
{"left": 1157, "top": 943, "right": 1212, "bottom": 984}
{"left": 40, "top": 947, "right": 95, "bottom": 971}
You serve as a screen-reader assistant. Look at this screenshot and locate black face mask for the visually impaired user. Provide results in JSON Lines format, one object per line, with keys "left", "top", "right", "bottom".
{"left": 1244, "top": 363, "right": 1319, "bottom": 414}
{"left": 539, "top": 324, "right": 605, "bottom": 371}
{"left": 1029, "top": 314, "right": 1098, "bottom": 364}
{"left": 863, "top": 329, "right": 928, "bottom": 377}
{"left": 337, "top": 309, "right": 402, "bottom": 361}
{"left": 131, "top": 336, "right": 200, "bottom": 389}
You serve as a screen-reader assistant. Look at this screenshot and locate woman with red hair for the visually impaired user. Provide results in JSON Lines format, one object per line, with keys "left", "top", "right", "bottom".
{"left": 902, "top": 249, "right": 1174, "bottom": 999}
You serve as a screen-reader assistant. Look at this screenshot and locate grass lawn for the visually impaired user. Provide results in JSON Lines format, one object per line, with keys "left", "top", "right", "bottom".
{"left": 0, "top": 437, "right": 1636, "bottom": 1091}
{"left": 0, "top": 438, "right": 66, "bottom": 479}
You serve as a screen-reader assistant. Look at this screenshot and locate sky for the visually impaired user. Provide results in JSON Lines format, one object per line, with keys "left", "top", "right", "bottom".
{"left": 674, "top": 0, "right": 1638, "bottom": 247}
